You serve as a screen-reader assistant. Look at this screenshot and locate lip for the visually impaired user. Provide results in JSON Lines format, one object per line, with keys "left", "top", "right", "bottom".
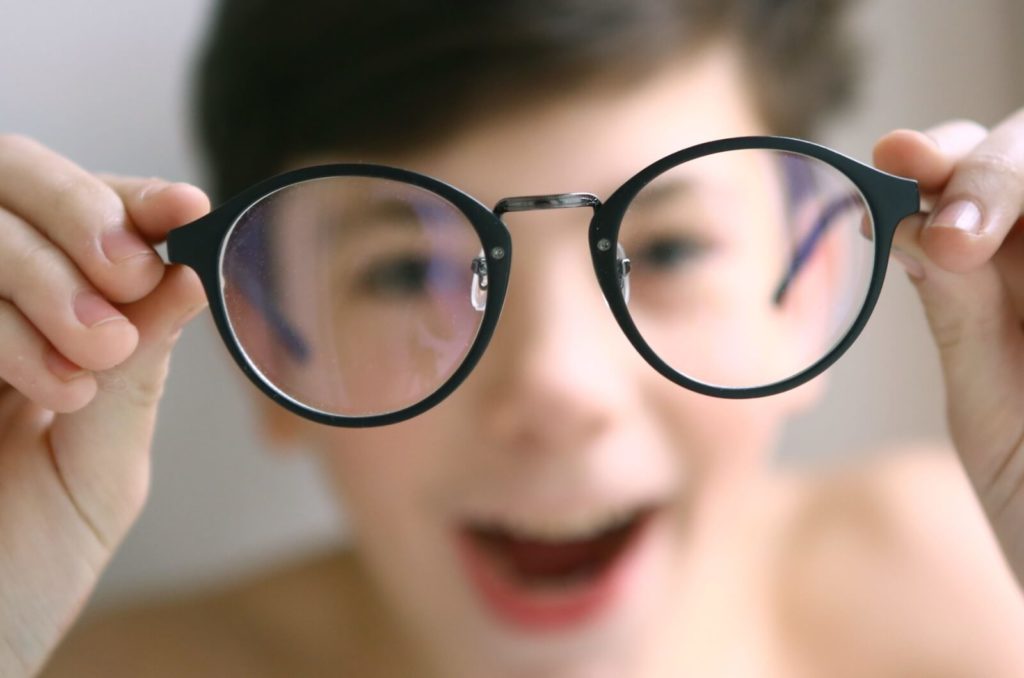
{"left": 455, "top": 507, "right": 660, "bottom": 632}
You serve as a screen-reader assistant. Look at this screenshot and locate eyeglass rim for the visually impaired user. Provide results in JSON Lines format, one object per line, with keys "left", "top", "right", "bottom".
{"left": 591, "top": 135, "right": 920, "bottom": 399}
{"left": 166, "top": 135, "right": 919, "bottom": 427}
{"left": 168, "top": 164, "right": 513, "bottom": 427}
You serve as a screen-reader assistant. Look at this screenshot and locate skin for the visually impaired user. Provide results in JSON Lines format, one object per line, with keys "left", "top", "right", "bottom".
{"left": 261, "top": 45, "right": 830, "bottom": 678}
{"left": 1, "top": 40, "right": 1023, "bottom": 678}
{"left": 874, "top": 117, "right": 1024, "bottom": 588}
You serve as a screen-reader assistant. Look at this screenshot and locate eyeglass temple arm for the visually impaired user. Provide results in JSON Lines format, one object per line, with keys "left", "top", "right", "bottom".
{"left": 771, "top": 194, "right": 861, "bottom": 305}
{"left": 167, "top": 217, "right": 311, "bottom": 363}
{"left": 234, "top": 269, "right": 311, "bottom": 362}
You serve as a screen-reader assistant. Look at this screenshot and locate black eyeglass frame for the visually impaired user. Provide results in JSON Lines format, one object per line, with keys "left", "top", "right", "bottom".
{"left": 167, "top": 136, "right": 920, "bottom": 428}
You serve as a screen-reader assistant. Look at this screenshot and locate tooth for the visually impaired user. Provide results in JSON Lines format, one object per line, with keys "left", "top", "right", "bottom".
{"left": 489, "top": 506, "right": 643, "bottom": 542}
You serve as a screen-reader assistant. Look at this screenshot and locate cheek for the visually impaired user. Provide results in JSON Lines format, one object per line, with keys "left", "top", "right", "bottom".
{"left": 646, "top": 378, "right": 786, "bottom": 484}
{"left": 309, "top": 420, "right": 483, "bottom": 634}
{"left": 644, "top": 381, "right": 787, "bottom": 551}
{"left": 312, "top": 424, "right": 444, "bottom": 543}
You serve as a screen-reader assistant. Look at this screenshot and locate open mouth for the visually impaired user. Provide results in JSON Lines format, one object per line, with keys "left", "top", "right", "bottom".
{"left": 456, "top": 505, "right": 660, "bottom": 630}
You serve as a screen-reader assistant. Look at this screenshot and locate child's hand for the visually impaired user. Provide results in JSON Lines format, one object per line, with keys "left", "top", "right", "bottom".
{"left": 0, "top": 135, "right": 208, "bottom": 676}
{"left": 873, "top": 108, "right": 1024, "bottom": 586}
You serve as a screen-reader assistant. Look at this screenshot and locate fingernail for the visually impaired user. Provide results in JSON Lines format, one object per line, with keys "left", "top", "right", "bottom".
{"left": 74, "top": 290, "right": 126, "bottom": 328}
{"left": 892, "top": 249, "right": 925, "bottom": 281}
{"left": 927, "top": 200, "right": 983, "bottom": 234}
{"left": 101, "top": 228, "right": 154, "bottom": 264}
{"left": 44, "top": 347, "right": 89, "bottom": 382}
{"left": 138, "top": 180, "right": 173, "bottom": 201}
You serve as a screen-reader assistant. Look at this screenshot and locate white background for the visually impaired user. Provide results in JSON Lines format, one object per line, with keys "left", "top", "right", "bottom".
{"left": 0, "top": 0, "right": 1022, "bottom": 614}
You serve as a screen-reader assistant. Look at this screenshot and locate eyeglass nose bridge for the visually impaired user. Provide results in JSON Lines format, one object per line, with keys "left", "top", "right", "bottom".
{"left": 493, "top": 192, "right": 602, "bottom": 216}
{"left": 489, "top": 192, "right": 631, "bottom": 303}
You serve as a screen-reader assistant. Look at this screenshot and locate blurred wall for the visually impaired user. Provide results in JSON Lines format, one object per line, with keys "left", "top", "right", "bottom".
{"left": 0, "top": 0, "right": 1021, "bottom": 613}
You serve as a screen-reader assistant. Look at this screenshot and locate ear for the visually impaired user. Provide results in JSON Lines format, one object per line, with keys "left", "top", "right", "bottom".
{"left": 225, "top": 281, "right": 313, "bottom": 449}
{"left": 222, "top": 280, "right": 283, "bottom": 378}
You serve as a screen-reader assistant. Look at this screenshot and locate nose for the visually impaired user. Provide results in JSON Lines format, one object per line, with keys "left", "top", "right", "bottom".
{"left": 469, "top": 205, "right": 637, "bottom": 455}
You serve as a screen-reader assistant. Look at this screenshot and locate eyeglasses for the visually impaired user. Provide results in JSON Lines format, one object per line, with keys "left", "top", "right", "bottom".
{"left": 167, "top": 136, "right": 919, "bottom": 427}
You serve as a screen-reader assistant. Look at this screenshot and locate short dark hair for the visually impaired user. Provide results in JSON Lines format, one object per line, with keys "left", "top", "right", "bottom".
{"left": 193, "top": 0, "right": 857, "bottom": 202}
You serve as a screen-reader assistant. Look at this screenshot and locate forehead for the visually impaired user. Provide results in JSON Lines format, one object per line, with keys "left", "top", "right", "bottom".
{"left": 300, "top": 41, "right": 767, "bottom": 206}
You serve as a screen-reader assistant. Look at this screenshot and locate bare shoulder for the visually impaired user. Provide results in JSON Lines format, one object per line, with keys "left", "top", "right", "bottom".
{"left": 774, "top": 444, "right": 1024, "bottom": 677}
{"left": 40, "top": 548, "right": 364, "bottom": 678}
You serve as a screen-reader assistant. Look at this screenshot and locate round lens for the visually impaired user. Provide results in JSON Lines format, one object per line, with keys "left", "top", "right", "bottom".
{"left": 617, "top": 148, "right": 875, "bottom": 389}
{"left": 220, "top": 176, "right": 486, "bottom": 417}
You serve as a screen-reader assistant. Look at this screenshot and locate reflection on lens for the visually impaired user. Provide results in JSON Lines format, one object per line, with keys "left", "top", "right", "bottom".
{"left": 618, "top": 149, "right": 874, "bottom": 389}
{"left": 220, "top": 176, "right": 485, "bottom": 417}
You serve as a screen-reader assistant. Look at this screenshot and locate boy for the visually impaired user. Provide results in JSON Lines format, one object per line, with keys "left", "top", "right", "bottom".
{"left": 1, "top": 1, "right": 1023, "bottom": 676}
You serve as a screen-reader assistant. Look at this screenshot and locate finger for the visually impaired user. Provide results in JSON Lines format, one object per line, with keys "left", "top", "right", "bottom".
{"left": 919, "top": 109, "right": 1024, "bottom": 273}
{"left": 891, "top": 214, "right": 1024, "bottom": 481}
{"left": 876, "top": 122, "right": 989, "bottom": 255}
{"left": 98, "top": 173, "right": 211, "bottom": 244}
{"left": 0, "top": 298, "right": 97, "bottom": 413}
{"left": 0, "top": 134, "right": 163, "bottom": 305}
{"left": 47, "top": 264, "right": 207, "bottom": 547}
{"left": 991, "top": 214, "right": 1024, "bottom": 317}
{"left": 873, "top": 121, "right": 988, "bottom": 195}
{"left": 0, "top": 206, "right": 138, "bottom": 371}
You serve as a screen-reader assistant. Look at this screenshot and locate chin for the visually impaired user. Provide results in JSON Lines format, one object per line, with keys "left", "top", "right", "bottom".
{"left": 394, "top": 505, "right": 686, "bottom": 678}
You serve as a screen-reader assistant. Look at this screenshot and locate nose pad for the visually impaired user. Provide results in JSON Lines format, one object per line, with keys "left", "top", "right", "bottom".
{"left": 473, "top": 243, "right": 627, "bottom": 312}
{"left": 471, "top": 249, "right": 488, "bottom": 312}
{"left": 616, "top": 241, "right": 631, "bottom": 305}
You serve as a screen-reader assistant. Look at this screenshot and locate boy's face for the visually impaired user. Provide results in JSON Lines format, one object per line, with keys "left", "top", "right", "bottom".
{"left": 260, "top": 42, "right": 826, "bottom": 676}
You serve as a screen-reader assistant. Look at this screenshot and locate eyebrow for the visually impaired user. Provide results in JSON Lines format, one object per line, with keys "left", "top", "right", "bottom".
{"left": 347, "top": 197, "right": 423, "bottom": 227}
{"left": 627, "top": 177, "right": 694, "bottom": 210}
{"left": 316, "top": 196, "right": 434, "bottom": 240}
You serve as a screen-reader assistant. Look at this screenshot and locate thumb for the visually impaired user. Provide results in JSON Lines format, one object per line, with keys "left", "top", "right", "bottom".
{"left": 46, "top": 263, "right": 207, "bottom": 549}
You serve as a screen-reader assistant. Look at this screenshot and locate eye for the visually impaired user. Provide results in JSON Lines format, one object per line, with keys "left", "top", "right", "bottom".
{"left": 630, "top": 234, "right": 710, "bottom": 272}
{"left": 357, "top": 256, "right": 432, "bottom": 299}
{"left": 354, "top": 254, "right": 466, "bottom": 300}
